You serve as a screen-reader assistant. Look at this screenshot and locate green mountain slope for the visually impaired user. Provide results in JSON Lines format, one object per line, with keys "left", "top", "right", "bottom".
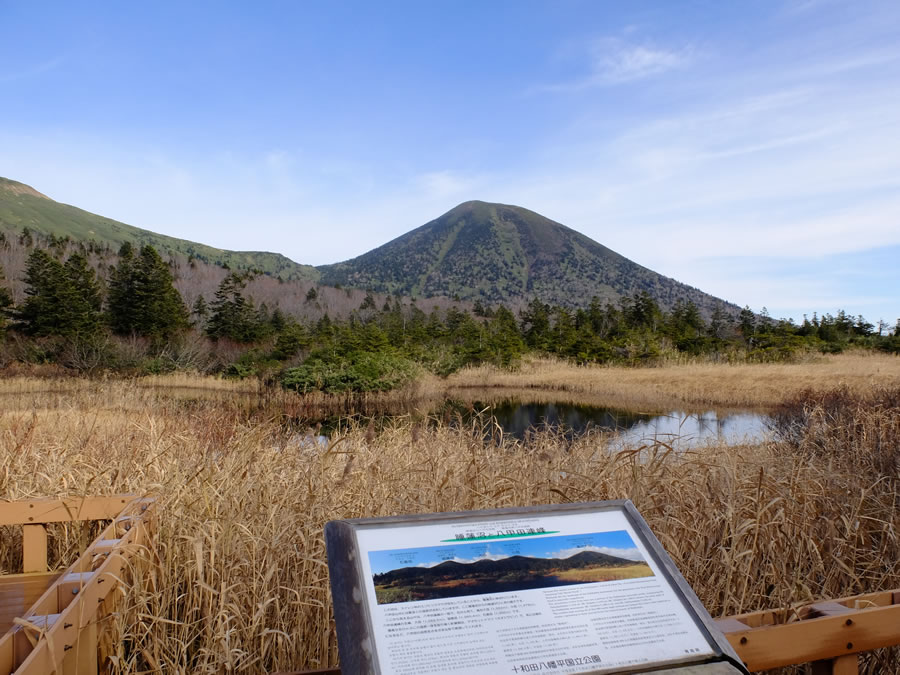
{"left": 1, "top": 178, "right": 736, "bottom": 314}
{"left": 319, "top": 200, "right": 734, "bottom": 313}
{"left": 0, "top": 177, "right": 319, "bottom": 281}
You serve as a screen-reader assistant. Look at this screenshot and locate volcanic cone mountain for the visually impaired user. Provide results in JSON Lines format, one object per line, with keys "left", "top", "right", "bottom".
{"left": 320, "top": 200, "right": 733, "bottom": 313}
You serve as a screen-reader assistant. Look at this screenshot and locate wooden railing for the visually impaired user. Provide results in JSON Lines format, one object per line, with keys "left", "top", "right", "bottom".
{"left": 0, "top": 495, "right": 156, "bottom": 675}
{"left": 716, "top": 588, "right": 900, "bottom": 674}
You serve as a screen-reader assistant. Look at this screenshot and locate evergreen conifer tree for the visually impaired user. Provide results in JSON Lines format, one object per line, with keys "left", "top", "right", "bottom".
{"left": 520, "top": 298, "right": 551, "bottom": 350}
{"left": 61, "top": 253, "right": 102, "bottom": 336}
{"left": 191, "top": 296, "right": 208, "bottom": 324}
{"left": 16, "top": 250, "right": 102, "bottom": 337}
{"left": 708, "top": 306, "right": 729, "bottom": 340}
{"left": 623, "top": 291, "right": 661, "bottom": 332}
{"left": 269, "top": 307, "right": 287, "bottom": 332}
{"left": 206, "top": 272, "right": 262, "bottom": 342}
{"left": 738, "top": 306, "right": 756, "bottom": 340}
{"left": 106, "top": 243, "right": 137, "bottom": 334}
{"left": 132, "top": 245, "right": 189, "bottom": 339}
{"left": 486, "top": 306, "right": 525, "bottom": 366}
{"left": 107, "top": 244, "right": 188, "bottom": 340}
{"left": 16, "top": 249, "right": 69, "bottom": 336}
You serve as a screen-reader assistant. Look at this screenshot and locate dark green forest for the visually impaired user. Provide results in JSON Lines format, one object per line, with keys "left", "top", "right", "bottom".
{"left": 0, "top": 238, "right": 897, "bottom": 393}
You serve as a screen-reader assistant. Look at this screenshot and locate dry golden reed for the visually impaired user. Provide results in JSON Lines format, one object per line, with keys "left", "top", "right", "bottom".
{"left": 446, "top": 351, "right": 900, "bottom": 410}
{"left": 1, "top": 370, "right": 898, "bottom": 673}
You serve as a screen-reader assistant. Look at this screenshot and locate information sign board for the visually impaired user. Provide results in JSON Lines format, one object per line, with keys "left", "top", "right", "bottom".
{"left": 326, "top": 501, "right": 747, "bottom": 675}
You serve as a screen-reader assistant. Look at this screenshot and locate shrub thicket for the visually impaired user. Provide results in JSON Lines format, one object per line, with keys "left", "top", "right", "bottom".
{"left": 0, "top": 239, "right": 898, "bottom": 389}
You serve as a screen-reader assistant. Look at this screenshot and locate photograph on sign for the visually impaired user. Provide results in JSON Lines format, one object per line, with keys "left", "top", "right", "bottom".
{"left": 350, "top": 506, "right": 717, "bottom": 674}
{"left": 369, "top": 530, "right": 654, "bottom": 604}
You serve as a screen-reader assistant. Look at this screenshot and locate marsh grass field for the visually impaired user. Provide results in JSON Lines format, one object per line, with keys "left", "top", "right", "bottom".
{"left": 446, "top": 351, "right": 900, "bottom": 409}
{"left": 1, "top": 352, "right": 899, "bottom": 673}
{"left": 554, "top": 563, "right": 654, "bottom": 583}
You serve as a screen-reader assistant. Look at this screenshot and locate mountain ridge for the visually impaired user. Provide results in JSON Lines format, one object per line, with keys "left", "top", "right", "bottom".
{"left": 1, "top": 177, "right": 736, "bottom": 314}
{"left": 0, "top": 177, "right": 320, "bottom": 282}
{"left": 373, "top": 550, "right": 641, "bottom": 585}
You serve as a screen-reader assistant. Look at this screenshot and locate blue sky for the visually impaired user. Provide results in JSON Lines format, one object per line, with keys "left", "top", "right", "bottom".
{"left": 1, "top": 1, "right": 898, "bottom": 324}
{"left": 368, "top": 530, "right": 643, "bottom": 575}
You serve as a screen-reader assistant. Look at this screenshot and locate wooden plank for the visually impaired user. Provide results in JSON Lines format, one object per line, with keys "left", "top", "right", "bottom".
{"left": 726, "top": 603, "right": 900, "bottom": 671}
{"left": 61, "top": 616, "right": 96, "bottom": 675}
{"left": 56, "top": 573, "right": 95, "bottom": 615}
{"left": 720, "top": 588, "right": 898, "bottom": 630}
{"left": 721, "top": 608, "right": 784, "bottom": 628}
{"left": 0, "top": 495, "right": 135, "bottom": 526}
{"left": 838, "top": 589, "right": 895, "bottom": 609}
{"left": 20, "top": 526, "right": 47, "bottom": 575}
{"left": 715, "top": 617, "right": 751, "bottom": 633}
{"left": 0, "top": 637, "right": 12, "bottom": 675}
{"left": 10, "top": 615, "right": 59, "bottom": 671}
{"left": 801, "top": 601, "right": 855, "bottom": 620}
{"left": 96, "top": 588, "right": 119, "bottom": 675}
{"left": 0, "top": 574, "right": 61, "bottom": 638}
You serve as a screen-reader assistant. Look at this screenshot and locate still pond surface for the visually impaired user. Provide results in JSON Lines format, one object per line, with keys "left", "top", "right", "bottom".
{"left": 449, "top": 399, "right": 771, "bottom": 449}
{"left": 137, "top": 385, "right": 772, "bottom": 449}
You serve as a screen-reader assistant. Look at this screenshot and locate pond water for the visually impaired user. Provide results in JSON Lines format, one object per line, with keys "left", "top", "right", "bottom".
{"left": 306, "top": 398, "right": 773, "bottom": 450}
{"left": 89, "top": 383, "right": 771, "bottom": 450}
{"left": 467, "top": 400, "right": 770, "bottom": 449}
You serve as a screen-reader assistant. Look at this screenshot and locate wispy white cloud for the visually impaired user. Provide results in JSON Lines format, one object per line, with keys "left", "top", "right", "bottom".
{"left": 538, "top": 37, "right": 693, "bottom": 92}
{"left": 589, "top": 39, "right": 693, "bottom": 85}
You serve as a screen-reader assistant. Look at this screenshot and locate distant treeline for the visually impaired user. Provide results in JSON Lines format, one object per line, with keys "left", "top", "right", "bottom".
{"left": 0, "top": 237, "right": 897, "bottom": 392}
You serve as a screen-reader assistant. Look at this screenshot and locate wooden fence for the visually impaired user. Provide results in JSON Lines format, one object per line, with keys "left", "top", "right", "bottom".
{"left": 0, "top": 495, "right": 156, "bottom": 675}
{"left": 716, "top": 588, "right": 900, "bottom": 674}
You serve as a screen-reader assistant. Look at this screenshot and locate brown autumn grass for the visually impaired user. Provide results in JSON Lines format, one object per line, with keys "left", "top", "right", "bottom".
{"left": 445, "top": 351, "right": 900, "bottom": 410}
{"left": 0, "top": 368, "right": 898, "bottom": 673}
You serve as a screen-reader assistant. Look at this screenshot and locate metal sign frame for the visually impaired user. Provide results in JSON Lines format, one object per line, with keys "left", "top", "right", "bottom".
{"left": 326, "top": 500, "right": 747, "bottom": 675}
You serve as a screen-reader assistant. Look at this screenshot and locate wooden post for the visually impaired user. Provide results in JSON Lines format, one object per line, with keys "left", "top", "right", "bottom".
{"left": 811, "top": 654, "right": 858, "bottom": 675}
{"left": 61, "top": 618, "right": 98, "bottom": 675}
{"left": 21, "top": 525, "right": 48, "bottom": 574}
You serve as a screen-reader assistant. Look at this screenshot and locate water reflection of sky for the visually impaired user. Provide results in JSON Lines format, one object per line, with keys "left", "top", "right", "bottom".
{"left": 611, "top": 410, "right": 770, "bottom": 449}
{"left": 478, "top": 401, "right": 771, "bottom": 449}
